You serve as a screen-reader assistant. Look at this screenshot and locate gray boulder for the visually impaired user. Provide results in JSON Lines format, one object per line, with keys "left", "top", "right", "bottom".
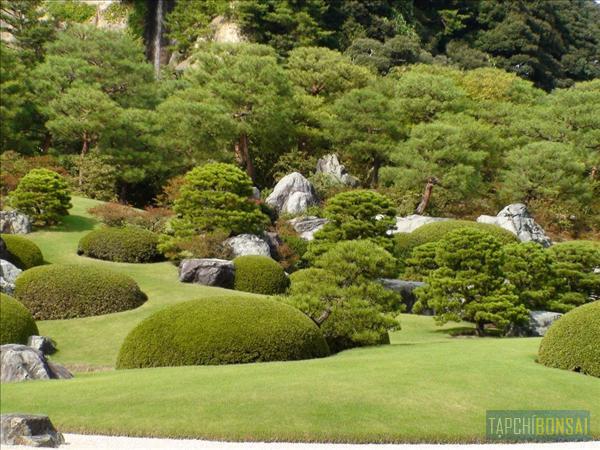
{"left": 0, "top": 211, "right": 32, "bottom": 234}
{"left": 477, "top": 203, "right": 551, "bottom": 247}
{"left": 0, "top": 344, "right": 72, "bottom": 383}
{"left": 0, "top": 259, "right": 21, "bottom": 295}
{"left": 224, "top": 234, "right": 271, "bottom": 258}
{"left": 529, "top": 311, "right": 563, "bottom": 337}
{"left": 179, "top": 258, "right": 235, "bottom": 288}
{"left": 1, "top": 413, "right": 65, "bottom": 448}
{"left": 315, "top": 154, "right": 359, "bottom": 187}
{"left": 28, "top": 336, "right": 57, "bottom": 355}
{"left": 287, "top": 216, "right": 329, "bottom": 241}
{"left": 380, "top": 279, "right": 427, "bottom": 313}
{"left": 265, "top": 172, "right": 319, "bottom": 215}
{"left": 251, "top": 186, "right": 261, "bottom": 200}
{"left": 389, "top": 214, "right": 449, "bottom": 234}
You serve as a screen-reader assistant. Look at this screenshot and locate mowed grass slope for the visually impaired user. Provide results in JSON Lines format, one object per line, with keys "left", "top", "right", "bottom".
{"left": 2, "top": 197, "right": 598, "bottom": 442}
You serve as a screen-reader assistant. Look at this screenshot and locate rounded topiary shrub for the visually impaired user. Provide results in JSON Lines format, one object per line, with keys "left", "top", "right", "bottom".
{"left": 538, "top": 301, "right": 600, "bottom": 378}
{"left": 14, "top": 264, "right": 147, "bottom": 320}
{"left": 0, "top": 234, "right": 44, "bottom": 269}
{"left": 116, "top": 296, "right": 330, "bottom": 368}
{"left": 233, "top": 255, "right": 290, "bottom": 295}
{"left": 0, "top": 293, "right": 38, "bottom": 345}
{"left": 78, "top": 227, "right": 161, "bottom": 263}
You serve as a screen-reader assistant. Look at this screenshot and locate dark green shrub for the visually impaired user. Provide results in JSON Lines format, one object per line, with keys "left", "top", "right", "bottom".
{"left": 0, "top": 293, "right": 38, "bottom": 345}
{"left": 78, "top": 227, "right": 161, "bottom": 263}
{"left": 116, "top": 296, "right": 330, "bottom": 368}
{"left": 538, "top": 301, "right": 600, "bottom": 378}
{"left": 233, "top": 255, "right": 289, "bottom": 295}
{"left": 0, "top": 234, "right": 44, "bottom": 269}
{"left": 9, "top": 168, "right": 72, "bottom": 226}
{"left": 15, "top": 264, "right": 147, "bottom": 320}
{"left": 172, "top": 163, "right": 270, "bottom": 237}
{"left": 548, "top": 241, "right": 600, "bottom": 312}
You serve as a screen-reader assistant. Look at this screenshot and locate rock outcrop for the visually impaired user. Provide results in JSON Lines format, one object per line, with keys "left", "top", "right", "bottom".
{"left": 388, "top": 215, "right": 449, "bottom": 234}
{"left": 0, "top": 259, "right": 21, "bottom": 295}
{"left": 178, "top": 258, "right": 235, "bottom": 288}
{"left": 477, "top": 204, "right": 551, "bottom": 247}
{"left": 0, "top": 211, "right": 32, "bottom": 234}
{"left": 1, "top": 414, "right": 65, "bottom": 448}
{"left": 265, "top": 172, "right": 319, "bottom": 215}
{"left": 380, "top": 279, "right": 427, "bottom": 313}
{"left": 0, "top": 345, "right": 72, "bottom": 383}
{"left": 224, "top": 234, "right": 271, "bottom": 258}
{"left": 287, "top": 216, "right": 329, "bottom": 241}
{"left": 315, "top": 154, "right": 359, "bottom": 187}
{"left": 27, "top": 336, "right": 57, "bottom": 355}
{"left": 528, "top": 311, "right": 563, "bottom": 337}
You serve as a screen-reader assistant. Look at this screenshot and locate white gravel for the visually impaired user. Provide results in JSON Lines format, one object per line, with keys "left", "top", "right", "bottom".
{"left": 4, "top": 435, "right": 599, "bottom": 450}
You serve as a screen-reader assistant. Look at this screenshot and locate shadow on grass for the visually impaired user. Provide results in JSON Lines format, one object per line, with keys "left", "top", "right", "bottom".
{"left": 48, "top": 214, "right": 97, "bottom": 233}
{"left": 435, "top": 326, "right": 476, "bottom": 337}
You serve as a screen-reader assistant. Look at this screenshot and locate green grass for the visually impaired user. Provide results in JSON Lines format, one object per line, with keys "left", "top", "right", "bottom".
{"left": 2, "top": 197, "right": 598, "bottom": 442}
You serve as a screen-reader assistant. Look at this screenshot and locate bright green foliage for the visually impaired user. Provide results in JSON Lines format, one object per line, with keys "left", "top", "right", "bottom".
{"left": 0, "top": 234, "right": 44, "bottom": 270}
{"left": 414, "top": 228, "right": 529, "bottom": 336}
{"left": 15, "top": 264, "right": 147, "bottom": 320}
{"left": 382, "top": 115, "right": 503, "bottom": 214}
{"left": 172, "top": 163, "right": 269, "bottom": 237}
{"left": 502, "top": 242, "right": 556, "bottom": 310}
{"left": 116, "top": 296, "right": 330, "bottom": 368}
{"left": 459, "top": 68, "right": 543, "bottom": 104}
{"left": 403, "top": 242, "right": 439, "bottom": 281}
{"left": 548, "top": 241, "right": 600, "bottom": 312}
{"left": 46, "top": 0, "right": 96, "bottom": 23}
{"left": 233, "top": 255, "right": 290, "bottom": 295}
{"left": 9, "top": 168, "right": 71, "bottom": 226}
{"left": 308, "top": 190, "right": 396, "bottom": 260}
{"left": 284, "top": 240, "right": 401, "bottom": 352}
{"left": 0, "top": 293, "right": 38, "bottom": 345}
{"left": 70, "top": 150, "right": 117, "bottom": 201}
{"left": 538, "top": 301, "right": 600, "bottom": 378}
{"left": 78, "top": 227, "right": 161, "bottom": 263}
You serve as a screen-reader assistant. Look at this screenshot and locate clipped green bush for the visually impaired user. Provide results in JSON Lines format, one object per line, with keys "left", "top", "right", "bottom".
{"left": 14, "top": 264, "right": 147, "bottom": 320}
{"left": 233, "top": 255, "right": 289, "bottom": 295}
{"left": 78, "top": 227, "right": 161, "bottom": 263}
{"left": 0, "top": 293, "right": 38, "bottom": 345}
{"left": 0, "top": 234, "right": 44, "bottom": 269}
{"left": 116, "top": 296, "right": 330, "bottom": 368}
{"left": 538, "top": 301, "right": 600, "bottom": 378}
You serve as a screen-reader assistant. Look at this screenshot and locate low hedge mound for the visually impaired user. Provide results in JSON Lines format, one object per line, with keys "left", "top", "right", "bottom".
{"left": 78, "top": 227, "right": 161, "bottom": 263}
{"left": 0, "top": 293, "right": 38, "bottom": 345}
{"left": 116, "top": 296, "right": 330, "bottom": 368}
{"left": 233, "top": 255, "right": 289, "bottom": 295}
{"left": 538, "top": 301, "right": 600, "bottom": 378}
{"left": 14, "top": 264, "right": 147, "bottom": 320}
{"left": 0, "top": 234, "right": 44, "bottom": 269}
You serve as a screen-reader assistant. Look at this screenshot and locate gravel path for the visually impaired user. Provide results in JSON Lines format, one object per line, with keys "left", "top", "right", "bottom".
{"left": 5, "top": 435, "right": 599, "bottom": 450}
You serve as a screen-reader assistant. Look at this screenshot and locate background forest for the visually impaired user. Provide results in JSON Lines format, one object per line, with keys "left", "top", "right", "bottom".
{"left": 1, "top": 0, "right": 599, "bottom": 237}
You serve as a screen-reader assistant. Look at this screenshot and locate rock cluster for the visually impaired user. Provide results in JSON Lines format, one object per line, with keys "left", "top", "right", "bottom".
{"left": 0, "top": 211, "right": 32, "bottom": 234}
{"left": 315, "top": 154, "right": 359, "bottom": 187}
{"left": 477, "top": 203, "right": 551, "bottom": 247}
{"left": 266, "top": 172, "right": 319, "bottom": 215}
{"left": 0, "top": 344, "right": 72, "bottom": 383}
{"left": 0, "top": 259, "right": 21, "bottom": 294}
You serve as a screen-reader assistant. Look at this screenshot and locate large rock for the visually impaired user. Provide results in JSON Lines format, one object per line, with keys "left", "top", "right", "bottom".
{"left": 265, "top": 172, "right": 319, "bottom": 215}
{"left": 0, "top": 344, "right": 72, "bottom": 383}
{"left": 380, "top": 279, "right": 427, "bottom": 313}
{"left": 1, "top": 414, "right": 65, "bottom": 448}
{"left": 528, "top": 311, "right": 563, "bottom": 337}
{"left": 0, "top": 211, "right": 32, "bottom": 234}
{"left": 224, "top": 234, "right": 271, "bottom": 258}
{"left": 178, "top": 258, "right": 235, "bottom": 288}
{"left": 28, "top": 336, "right": 57, "bottom": 356}
{"left": 389, "top": 214, "right": 449, "bottom": 234}
{"left": 287, "top": 216, "right": 329, "bottom": 241}
{"left": 0, "top": 259, "right": 21, "bottom": 295}
{"left": 315, "top": 154, "right": 359, "bottom": 187}
{"left": 477, "top": 204, "right": 551, "bottom": 247}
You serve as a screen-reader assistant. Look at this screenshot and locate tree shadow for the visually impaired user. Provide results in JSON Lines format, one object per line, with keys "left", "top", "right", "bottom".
{"left": 47, "top": 214, "right": 97, "bottom": 233}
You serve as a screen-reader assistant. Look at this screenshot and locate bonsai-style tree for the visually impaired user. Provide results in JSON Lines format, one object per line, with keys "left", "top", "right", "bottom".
{"left": 171, "top": 163, "right": 269, "bottom": 237}
{"left": 9, "top": 168, "right": 71, "bottom": 226}
{"left": 414, "top": 228, "right": 529, "bottom": 336}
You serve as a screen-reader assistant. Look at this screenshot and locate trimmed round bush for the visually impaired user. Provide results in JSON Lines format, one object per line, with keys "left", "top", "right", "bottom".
{"left": 538, "top": 301, "right": 600, "bottom": 378}
{"left": 233, "top": 255, "right": 290, "bottom": 295}
{"left": 0, "top": 293, "right": 38, "bottom": 345}
{"left": 0, "top": 234, "right": 44, "bottom": 269}
{"left": 116, "top": 296, "right": 330, "bottom": 368}
{"left": 14, "top": 264, "right": 147, "bottom": 320}
{"left": 78, "top": 227, "right": 161, "bottom": 263}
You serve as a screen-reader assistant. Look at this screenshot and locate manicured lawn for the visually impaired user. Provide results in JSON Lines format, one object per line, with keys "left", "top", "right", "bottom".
{"left": 2, "top": 197, "right": 598, "bottom": 442}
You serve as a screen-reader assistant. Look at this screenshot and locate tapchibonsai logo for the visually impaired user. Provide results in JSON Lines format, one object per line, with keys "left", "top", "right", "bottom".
{"left": 486, "top": 410, "right": 591, "bottom": 442}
